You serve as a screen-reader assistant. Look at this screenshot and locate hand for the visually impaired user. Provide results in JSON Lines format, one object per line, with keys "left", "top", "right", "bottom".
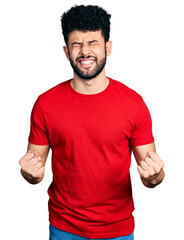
{"left": 19, "top": 150, "right": 45, "bottom": 184}
{"left": 137, "top": 152, "right": 165, "bottom": 187}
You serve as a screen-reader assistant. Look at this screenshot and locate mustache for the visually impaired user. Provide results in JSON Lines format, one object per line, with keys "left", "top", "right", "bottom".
{"left": 76, "top": 56, "right": 97, "bottom": 61}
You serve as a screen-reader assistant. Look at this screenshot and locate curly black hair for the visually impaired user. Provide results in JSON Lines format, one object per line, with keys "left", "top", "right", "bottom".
{"left": 61, "top": 5, "right": 111, "bottom": 46}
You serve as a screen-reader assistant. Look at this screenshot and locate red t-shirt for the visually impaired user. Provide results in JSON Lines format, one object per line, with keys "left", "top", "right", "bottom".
{"left": 28, "top": 77, "right": 154, "bottom": 238}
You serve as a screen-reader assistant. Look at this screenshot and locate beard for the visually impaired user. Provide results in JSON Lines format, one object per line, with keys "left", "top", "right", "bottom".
{"left": 68, "top": 49, "right": 107, "bottom": 80}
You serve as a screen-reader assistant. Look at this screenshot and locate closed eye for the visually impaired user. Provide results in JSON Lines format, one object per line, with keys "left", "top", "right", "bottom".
{"left": 89, "top": 40, "right": 98, "bottom": 45}
{"left": 72, "top": 42, "right": 82, "bottom": 46}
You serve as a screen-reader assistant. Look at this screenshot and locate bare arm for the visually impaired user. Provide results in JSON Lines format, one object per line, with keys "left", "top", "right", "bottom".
{"left": 19, "top": 143, "right": 50, "bottom": 184}
{"left": 132, "top": 142, "right": 165, "bottom": 188}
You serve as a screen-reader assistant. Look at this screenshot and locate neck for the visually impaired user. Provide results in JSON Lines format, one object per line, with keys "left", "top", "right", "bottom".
{"left": 71, "top": 69, "right": 109, "bottom": 95}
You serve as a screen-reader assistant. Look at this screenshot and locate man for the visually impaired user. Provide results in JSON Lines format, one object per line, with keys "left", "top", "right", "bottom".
{"left": 19, "top": 5, "right": 165, "bottom": 240}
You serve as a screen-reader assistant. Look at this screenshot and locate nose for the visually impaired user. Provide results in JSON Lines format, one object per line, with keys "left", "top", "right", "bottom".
{"left": 79, "top": 42, "right": 91, "bottom": 56}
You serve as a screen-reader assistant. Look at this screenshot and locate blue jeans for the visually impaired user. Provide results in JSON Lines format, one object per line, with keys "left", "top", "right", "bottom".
{"left": 49, "top": 224, "right": 134, "bottom": 240}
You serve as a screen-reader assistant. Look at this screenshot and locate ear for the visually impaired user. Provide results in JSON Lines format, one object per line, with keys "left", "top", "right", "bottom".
{"left": 63, "top": 46, "right": 70, "bottom": 60}
{"left": 106, "top": 41, "right": 112, "bottom": 57}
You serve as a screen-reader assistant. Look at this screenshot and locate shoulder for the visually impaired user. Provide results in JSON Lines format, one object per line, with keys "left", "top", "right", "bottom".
{"left": 110, "top": 77, "right": 143, "bottom": 103}
{"left": 37, "top": 79, "right": 70, "bottom": 104}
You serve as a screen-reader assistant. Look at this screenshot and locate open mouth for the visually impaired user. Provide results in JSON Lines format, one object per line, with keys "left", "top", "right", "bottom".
{"left": 78, "top": 58, "right": 96, "bottom": 68}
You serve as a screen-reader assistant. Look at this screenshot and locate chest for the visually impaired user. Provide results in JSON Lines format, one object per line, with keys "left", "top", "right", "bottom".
{"left": 45, "top": 98, "right": 135, "bottom": 149}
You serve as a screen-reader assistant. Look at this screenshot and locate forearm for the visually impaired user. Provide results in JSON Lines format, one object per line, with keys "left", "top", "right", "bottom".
{"left": 141, "top": 169, "right": 165, "bottom": 188}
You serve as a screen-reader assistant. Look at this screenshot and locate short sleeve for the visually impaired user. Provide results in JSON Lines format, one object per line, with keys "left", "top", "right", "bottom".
{"left": 28, "top": 97, "right": 49, "bottom": 145}
{"left": 130, "top": 98, "right": 154, "bottom": 146}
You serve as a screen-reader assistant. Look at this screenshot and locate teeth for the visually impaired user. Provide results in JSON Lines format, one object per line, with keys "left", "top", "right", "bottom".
{"left": 80, "top": 60, "right": 94, "bottom": 64}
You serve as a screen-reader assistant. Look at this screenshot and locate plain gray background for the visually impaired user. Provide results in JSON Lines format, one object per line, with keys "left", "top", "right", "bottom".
{"left": 0, "top": 0, "right": 183, "bottom": 239}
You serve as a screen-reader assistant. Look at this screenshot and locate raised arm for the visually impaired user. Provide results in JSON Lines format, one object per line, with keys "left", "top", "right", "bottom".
{"left": 19, "top": 143, "right": 50, "bottom": 184}
{"left": 132, "top": 142, "right": 165, "bottom": 188}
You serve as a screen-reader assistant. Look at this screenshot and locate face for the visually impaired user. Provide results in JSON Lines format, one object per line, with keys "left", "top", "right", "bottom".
{"left": 64, "top": 30, "right": 112, "bottom": 80}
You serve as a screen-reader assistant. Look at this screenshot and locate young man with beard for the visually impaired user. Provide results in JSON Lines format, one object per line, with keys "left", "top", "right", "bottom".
{"left": 19, "top": 5, "right": 165, "bottom": 240}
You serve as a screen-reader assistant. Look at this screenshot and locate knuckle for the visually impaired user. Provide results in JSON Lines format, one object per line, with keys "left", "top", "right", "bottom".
{"left": 39, "top": 162, "right": 43, "bottom": 168}
{"left": 149, "top": 170, "right": 155, "bottom": 177}
{"left": 36, "top": 161, "right": 41, "bottom": 167}
{"left": 145, "top": 157, "right": 150, "bottom": 163}
{"left": 36, "top": 162, "right": 42, "bottom": 169}
{"left": 31, "top": 157, "right": 37, "bottom": 162}
{"left": 40, "top": 167, "right": 45, "bottom": 175}
{"left": 161, "top": 161, "right": 165, "bottom": 168}
{"left": 153, "top": 165, "right": 160, "bottom": 174}
{"left": 19, "top": 156, "right": 26, "bottom": 165}
{"left": 37, "top": 158, "right": 43, "bottom": 165}
{"left": 23, "top": 164, "right": 29, "bottom": 171}
{"left": 32, "top": 157, "right": 39, "bottom": 164}
{"left": 143, "top": 172, "right": 149, "bottom": 179}
{"left": 139, "top": 161, "right": 144, "bottom": 167}
{"left": 35, "top": 150, "right": 39, "bottom": 156}
{"left": 31, "top": 171, "right": 38, "bottom": 178}
{"left": 149, "top": 168, "right": 156, "bottom": 176}
{"left": 148, "top": 151, "right": 153, "bottom": 155}
{"left": 26, "top": 152, "right": 33, "bottom": 157}
{"left": 155, "top": 168, "right": 160, "bottom": 174}
{"left": 150, "top": 152, "right": 156, "bottom": 158}
{"left": 21, "top": 166, "right": 26, "bottom": 172}
{"left": 22, "top": 166, "right": 31, "bottom": 176}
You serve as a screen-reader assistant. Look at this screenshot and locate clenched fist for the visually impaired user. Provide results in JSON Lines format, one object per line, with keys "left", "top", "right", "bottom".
{"left": 19, "top": 150, "right": 45, "bottom": 184}
{"left": 137, "top": 152, "right": 165, "bottom": 188}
